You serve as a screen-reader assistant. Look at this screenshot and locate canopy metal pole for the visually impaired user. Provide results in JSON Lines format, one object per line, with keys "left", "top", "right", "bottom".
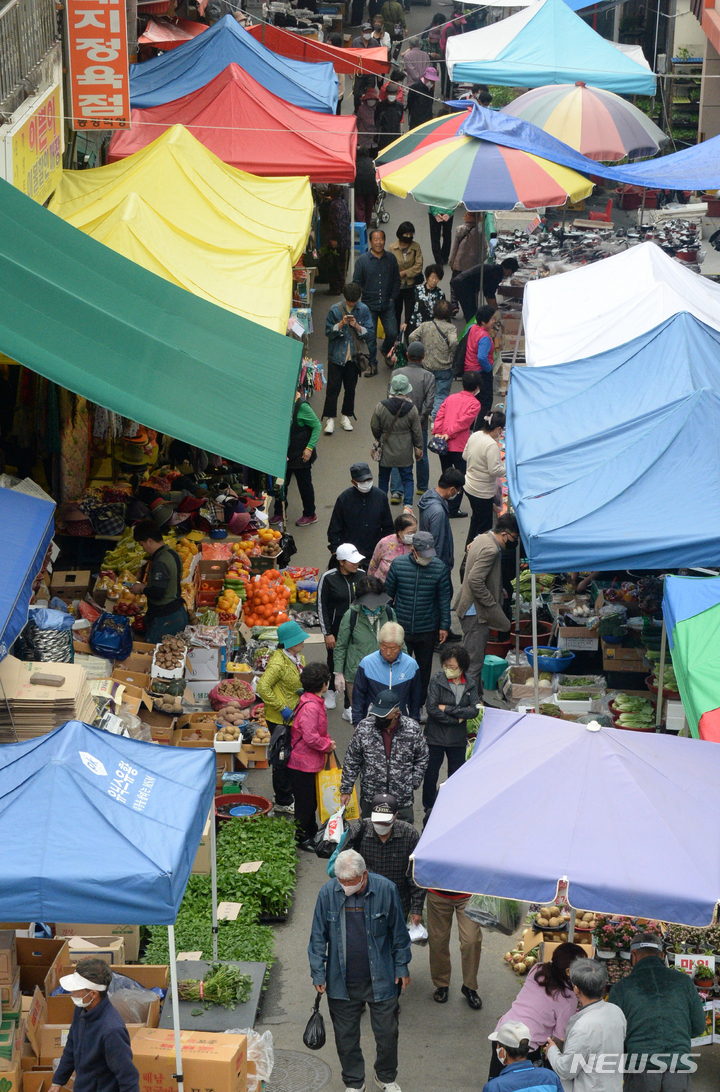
{"left": 348, "top": 185, "right": 355, "bottom": 278}
{"left": 479, "top": 213, "right": 486, "bottom": 304}
{"left": 531, "top": 572, "right": 540, "bottom": 713}
{"left": 210, "top": 809, "right": 219, "bottom": 962}
{"left": 568, "top": 906, "right": 576, "bottom": 943}
{"left": 515, "top": 542, "right": 521, "bottom": 661}
{"left": 511, "top": 312, "right": 524, "bottom": 368}
{"left": 656, "top": 620, "right": 667, "bottom": 729}
{"left": 639, "top": 187, "right": 647, "bottom": 229}
{"left": 168, "top": 924, "right": 184, "bottom": 1092}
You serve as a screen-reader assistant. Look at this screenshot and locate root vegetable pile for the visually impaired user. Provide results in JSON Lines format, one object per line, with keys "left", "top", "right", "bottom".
{"left": 154, "top": 635, "right": 187, "bottom": 670}
{"left": 217, "top": 679, "right": 255, "bottom": 702}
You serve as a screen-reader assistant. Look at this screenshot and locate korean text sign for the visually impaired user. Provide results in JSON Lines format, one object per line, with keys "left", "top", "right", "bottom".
{"left": 12, "top": 85, "right": 63, "bottom": 203}
{"left": 66, "top": 0, "right": 130, "bottom": 129}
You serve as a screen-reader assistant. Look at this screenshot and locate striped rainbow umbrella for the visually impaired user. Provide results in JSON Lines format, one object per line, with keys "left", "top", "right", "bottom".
{"left": 375, "top": 111, "right": 593, "bottom": 210}
{"left": 501, "top": 82, "right": 669, "bottom": 162}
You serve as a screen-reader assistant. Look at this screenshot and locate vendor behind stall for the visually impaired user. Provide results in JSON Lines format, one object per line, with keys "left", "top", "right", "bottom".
{"left": 131, "top": 518, "right": 187, "bottom": 642}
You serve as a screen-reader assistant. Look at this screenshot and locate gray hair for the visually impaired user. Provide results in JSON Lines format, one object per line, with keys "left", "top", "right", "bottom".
{"left": 335, "top": 849, "right": 366, "bottom": 882}
{"left": 408, "top": 36, "right": 420, "bottom": 47}
{"left": 569, "top": 958, "right": 607, "bottom": 1000}
{"left": 378, "top": 621, "right": 404, "bottom": 645}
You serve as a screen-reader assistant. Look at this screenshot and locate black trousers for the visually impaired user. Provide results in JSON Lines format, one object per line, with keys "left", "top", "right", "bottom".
{"left": 439, "top": 450, "right": 466, "bottom": 516}
{"left": 422, "top": 744, "right": 466, "bottom": 811}
{"left": 322, "top": 360, "right": 359, "bottom": 419}
{"left": 404, "top": 630, "right": 437, "bottom": 703}
{"left": 395, "top": 285, "right": 416, "bottom": 329}
{"left": 428, "top": 214, "right": 453, "bottom": 266}
{"left": 328, "top": 982, "right": 399, "bottom": 1089}
{"left": 288, "top": 767, "right": 318, "bottom": 841}
{"left": 465, "top": 493, "right": 494, "bottom": 549}
{"left": 274, "top": 465, "right": 316, "bottom": 519}
{"left": 479, "top": 368, "right": 493, "bottom": 420}
{"left": 271, "top": 762, "right": 294, "bottom": 806}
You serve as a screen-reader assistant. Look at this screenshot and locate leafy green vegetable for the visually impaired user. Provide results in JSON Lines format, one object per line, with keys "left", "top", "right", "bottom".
{"left": 558, "top": 690, "right": 592, "bottom": 701}
{"left": 178, "top": 963, "right": 252, "bottom": 1009}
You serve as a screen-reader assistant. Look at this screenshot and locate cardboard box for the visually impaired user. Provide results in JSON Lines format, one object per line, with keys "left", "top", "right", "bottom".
{"left": 112, "top": 669, "right": 152, "bottom": 692}
{"left": 1, "top": 1058, "right": 21, "bottom": 1092}
{"left": 191, "top": 814, "right": 213, "bottom": 875}
{"left": 173, "top": 725, "right": 215, "bottom": 749}
{"left": 50, "top": 571, "right": 91, "bottom": 602}
{"left": 131, "top": 1029, "right": 247, "bottom": 1092}
{"left": 16, "top": 939, "right": 69, "bottom": 997}
{"left": 0, "top": 1020, "right": 25, "bottom": 1072}
{"left": 185, "top": 647, "right": 223, "bottom": 682}
{"left": 185, "top": 679, "right": 216, "bottom": 705}
{"left": 237, "top": 743, "right": 268, "bottom": 768}
{"left": 54, "top": 926, "right": 140, "bottom": 963}
{"left": 216, "top": 752, "right": 234, "bottom": 787}
{"left": 1, "top": 969, "right": 20, "bottom": 1010}
{"left": 117, "top": 652, "right": 154, "bottom": 675}
{"left": 67, "top": 937, "right": 125, "bottom": 965}
{"left": 541, "top": 940, "right": 594, "bottom": 962}
{"left": 0, "top": 930, "right": 17, "bottom": 979}
{"left": 602, "top": 646, "right": 647, "bottom": 673}
{"left": 195, "top": 560, "right": 230, "bottom": 583}
{"left": 556, "top": 625, "right": 599, "bottom": 652}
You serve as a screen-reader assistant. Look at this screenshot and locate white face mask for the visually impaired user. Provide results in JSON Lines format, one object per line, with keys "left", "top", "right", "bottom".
{"left": 387, "top": 95, "right": 397, "bottom": 102}
{"left": 402, "top": 533, "right": 415, "bottom": 544}
{"left": 363, "top": 32, "right": 371, "bottom": 39}
{"left": 72, "top": 993, "right": 94, "bottom": 1008}
{"left": 355, "top": 480, "right": 373, "bottom": 493}
{"left": 416, "top": 556, "right": 432, "bottom": 567}
{"left": 373, "top": 821, "right": 394, "bottom": 836}
{"left": 340, "top": 878, "right": 364, "bottom": 897}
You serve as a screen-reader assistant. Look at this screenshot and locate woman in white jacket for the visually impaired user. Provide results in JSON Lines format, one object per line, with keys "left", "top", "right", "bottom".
{"left": 462, "top": 409, "right": 505, "bottom": 548}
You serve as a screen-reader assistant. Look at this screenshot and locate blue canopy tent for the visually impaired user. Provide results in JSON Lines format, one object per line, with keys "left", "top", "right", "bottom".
{"left": 413, "top": 707, "right": 720, "bottom": 925}
{"left": 0, "top": 486, "right": 55, "bottom": 660}
{"left": 130, "top": 15, "right": 338, "bottom": 113}
{"left": 0, "top": 722, "right": 216, "bottom": 1092}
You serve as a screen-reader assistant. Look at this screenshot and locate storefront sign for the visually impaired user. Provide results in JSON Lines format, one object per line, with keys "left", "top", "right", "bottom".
{"left": 11, "top": 85, "right": 63, "bottom": 203}
{"left": 66, "top": 0, "right": 130, "bottom": 129}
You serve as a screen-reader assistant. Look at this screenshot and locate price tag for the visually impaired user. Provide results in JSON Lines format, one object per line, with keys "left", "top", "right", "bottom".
{"left": 217, "top": 901, "right": 243, "bottom": 920}
{"left": 238, "top": 860, "right": 263, "bottom": 873}
{"left": 177, "top": 951, "right": 203, "bottom": 961}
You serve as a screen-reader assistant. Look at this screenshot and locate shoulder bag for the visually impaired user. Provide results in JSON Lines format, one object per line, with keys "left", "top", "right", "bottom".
{"left": 371, "top": 403, "right": 404, "bottom": 463}
{"left": 341, "top": 304, "right": 370, "bottom": 372}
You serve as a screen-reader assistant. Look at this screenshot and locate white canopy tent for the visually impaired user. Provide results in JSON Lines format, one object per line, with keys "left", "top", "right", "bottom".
{"left": 522, "top": 242, "right": 720, "bottom": 366}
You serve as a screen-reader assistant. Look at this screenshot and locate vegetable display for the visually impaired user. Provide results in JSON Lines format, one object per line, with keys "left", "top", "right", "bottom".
{"left": 512, "top": 571, "right": 554, "bottom": 600}
{"left": 178, "top": 963, "right": 253, "bottom": 1009}
{"left": 154, "top": 635, "right": 187, "bottom": 671}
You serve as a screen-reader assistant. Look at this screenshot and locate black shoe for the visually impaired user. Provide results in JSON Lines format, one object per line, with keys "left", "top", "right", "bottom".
{"left": 448, "top": 510, "right": 469, "bottom": 519}
{"left": 433, "top": 987, "right": 449, "bottom": 1003}
{"left": 364, "top": 366, "right": 378, "bottom": 377}
{"left": 446, "top": 630, "right": 463, "bottom": 642}
{"left": 461, "top": 986, "right": 482, "bottom": 1010}
{"left": 298, "top": 839, "right": 316, "bottom": 852}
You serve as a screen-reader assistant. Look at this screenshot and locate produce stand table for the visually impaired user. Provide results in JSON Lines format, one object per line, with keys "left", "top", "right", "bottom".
{"left": 158, "top": 959, "right": 266, "bottom": 1031}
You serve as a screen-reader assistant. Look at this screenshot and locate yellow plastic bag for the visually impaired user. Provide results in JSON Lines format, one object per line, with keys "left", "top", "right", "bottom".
{"left": 316, "top": 751, "right": 359, "bottom": 823}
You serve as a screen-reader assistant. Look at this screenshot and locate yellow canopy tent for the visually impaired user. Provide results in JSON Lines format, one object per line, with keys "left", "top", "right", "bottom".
{"left": 49, "top": 125, "right": 313, "bottom": 334}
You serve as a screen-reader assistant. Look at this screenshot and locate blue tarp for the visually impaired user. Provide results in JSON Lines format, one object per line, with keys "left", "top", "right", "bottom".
{"left": 449, "top": 0, "right": 656, "bottom": 94}
{"left": 505, "top": 312, "right": 720, "bottom": 572}
{"left": 458, "top": 104, "right": 720, "bottom": 190}
{"left": 130, "top": 16, "right": 338, "bottom": 113}
{"left": 413, "top": 706, "right": 720, "bottom": 925}
{"left": 0, "top": 486, "right": 55, "bottom": 661}
{"left": 0, "top": 722, "right": 215, "bottom": 923}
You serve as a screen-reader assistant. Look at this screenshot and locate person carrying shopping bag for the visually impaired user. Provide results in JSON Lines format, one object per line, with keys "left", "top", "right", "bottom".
{"left": 257, "top": 619, "right": 308, "bottom": 816}
{"left": 370, "top": 373, "right": 423, "bottom": 507}
{"left": 288, "top": 662, "right": 336, "bottom": 850}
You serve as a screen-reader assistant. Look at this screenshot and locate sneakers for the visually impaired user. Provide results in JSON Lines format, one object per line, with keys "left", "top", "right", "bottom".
{"left": 416, "top": 488, "right": 425, "bottom": 496}
{"left": 342, "top": 708, "right": 353, "bottom": 722}
{"left": 341, "top": 415, "right": 354, "bottom": 431}
{"left": 374, "top": 1076, "right": 402, "bottom": 1092}
{"left": 461, "top": 985, "right": 483, "bottom": 1010}
{"left": 345, "top": 1086, "right": 365, "bottom": 1092}
{"left": 295, "top": 514, "right": 318, "bottom": 526}
{"left": 325, "top": 690, "right": 337, "bottom": 710}
{"left": 273, "top": 803, "right": 295, "bottom": 815}
{"left": 448, "top": 510, "right": 469, "bottom": 519}
{"left": 364, "top": 366, "right": 378, "bottom": 377}
{"left": 324, "top": 418, "right": 335, "bottom": 435}
{"left": 269, "top": 514, "right": 283, "bottom": 526}
{"left": 390, "top": 492, "right": 403, "bottom": 505}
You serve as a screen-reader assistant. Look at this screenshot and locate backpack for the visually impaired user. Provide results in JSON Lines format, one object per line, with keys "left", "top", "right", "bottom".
{"left": 348, "top": 605, "right": 395, "bottom": 638}
{"left": 453, "top": 328, "right": 471, "bottom": 377}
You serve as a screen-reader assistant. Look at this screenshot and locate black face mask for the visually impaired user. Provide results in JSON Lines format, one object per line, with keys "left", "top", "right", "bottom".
{"left": 375, "top": 715, "right": 393, "bottom": 729}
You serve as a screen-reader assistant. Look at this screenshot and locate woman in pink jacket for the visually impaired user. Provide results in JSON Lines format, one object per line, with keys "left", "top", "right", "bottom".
{"left": 431, "top": 372, "right": 482, "bottom": 517}
{"left": 287, "top": 662, "right": 335, "bottom": 848}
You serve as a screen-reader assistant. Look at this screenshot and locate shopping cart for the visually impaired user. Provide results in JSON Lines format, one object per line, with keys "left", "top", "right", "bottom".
{"left": 373, "top": 188, "right": 390, "bottom": 226}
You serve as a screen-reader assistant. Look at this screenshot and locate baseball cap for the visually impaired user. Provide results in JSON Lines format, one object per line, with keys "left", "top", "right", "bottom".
{"left": 412, "top": 530, "right": 436, "bottom": 558}
{"left": 362, "top": 21, "right": 372, "bottom": 28}
{"left": 488, "top": 1021, "right": 531, "bottom": 1049}
{"left": 337, "top": 543, "right": 365, "bottom": 564}
{"left": 60, "top": 972, "right": 108, "bottom": 993}
{"left": 357, "top": 587, "right": 390, "bottom": 609}
{"left": 407, "top": 342, "right": 425, "bottom": 360}
{"left": 350, "top": 462, "right": 373, "bottom": 482}
{"left": 369, "top": 689, "right": 401, "bottom": 717}
{"left": 370, "top": 793, "right": 399, "bottom": 823}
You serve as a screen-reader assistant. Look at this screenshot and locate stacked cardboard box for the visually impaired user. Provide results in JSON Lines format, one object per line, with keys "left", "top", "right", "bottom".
{"left": 0, "top": 931, "right": 19, "bottom": 1018}
{"left": 131, "top": 1029, "right": 247, "bottom": 1092}
{"left": 0, "top": 660, "right": 95, "bottom": 740}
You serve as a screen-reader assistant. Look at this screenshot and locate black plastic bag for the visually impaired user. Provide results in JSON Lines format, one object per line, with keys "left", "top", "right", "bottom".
{"left": 311, "top": 821, "right": 337, "bottom": 859}
{"left": 303, "top": 993, "right": 326, "bottom": 1050}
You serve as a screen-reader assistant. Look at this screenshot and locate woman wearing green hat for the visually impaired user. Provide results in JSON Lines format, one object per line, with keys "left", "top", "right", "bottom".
{"left": 257, "top": 620, "right": 309, "bottom": 815}
{"left": 370, "top": 372, "right": 423, "bottom": 507}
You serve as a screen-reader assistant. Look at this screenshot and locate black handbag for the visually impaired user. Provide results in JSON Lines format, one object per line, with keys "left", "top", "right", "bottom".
{"left": 303, "top": 993, "right": 326, "bottom": 1050}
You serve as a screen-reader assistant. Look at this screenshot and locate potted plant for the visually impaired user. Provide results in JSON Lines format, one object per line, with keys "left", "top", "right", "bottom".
{"left": 693, "top": 963, "right": 715, "bottom": 991}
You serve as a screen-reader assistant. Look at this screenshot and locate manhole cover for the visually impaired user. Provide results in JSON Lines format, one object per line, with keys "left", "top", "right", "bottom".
{"left": 266, "top": 1049, "right": 332, "bottom": 1092}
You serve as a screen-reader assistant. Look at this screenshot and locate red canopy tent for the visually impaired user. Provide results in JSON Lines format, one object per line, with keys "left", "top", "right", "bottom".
{"left": 138, "top": 17, "right": 207, "bottom": 50}
{"left": 247, "top": 23, "right": 389, "bottom": 76}
{"left": 108, "top": 63, "right": 357, "bottom": 182}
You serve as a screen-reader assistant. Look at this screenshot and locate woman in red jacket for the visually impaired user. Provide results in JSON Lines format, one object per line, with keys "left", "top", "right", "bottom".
{"left": 431, "top": 372, "right": 482, "bottom": 517}
{"left": 287, "top": 662, "right": 336, "bottom": 848}
{"left": 464, "top": 305, "right": 497, "bottom": 421}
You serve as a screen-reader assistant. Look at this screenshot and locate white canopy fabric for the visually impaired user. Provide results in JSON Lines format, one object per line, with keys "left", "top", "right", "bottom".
{"left": 522, "top": 242, "right": 720, "bottom": 366}
{"left": 613, "top": 41, "right": 651, "bottom": 71}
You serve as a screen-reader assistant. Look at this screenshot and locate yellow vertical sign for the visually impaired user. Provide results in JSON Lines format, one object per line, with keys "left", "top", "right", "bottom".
{"left": 12, "top": 85, "right": 63, "bottom": 204}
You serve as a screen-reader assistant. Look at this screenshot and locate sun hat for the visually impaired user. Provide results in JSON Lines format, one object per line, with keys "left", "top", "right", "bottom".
{"left": 276, "top": 620, "right": 308, "bottom": 648}
{"left": 389, "top": 374, "right": 413, "bottom": 396}
{"left": 59, "top": 972, "right": 107, "bottom": 993}
{"left": 424, "top": 67, "right": 440, "bottom": 82}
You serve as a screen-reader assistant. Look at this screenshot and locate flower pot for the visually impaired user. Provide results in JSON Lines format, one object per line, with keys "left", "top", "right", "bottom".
{"left": 510, "top": 620, "right": 552, "bottom": 649}
{"left": 620, "top": 950, "right": 631, "bottom": 960}
{"left": 694, "top": 977, "right": 714, "bottom": 992}
{"left": 596, "top": 949, "right": 617, "bottom": 960}
{"left": 486, "top": 638, "right": 512, "bottom": 658}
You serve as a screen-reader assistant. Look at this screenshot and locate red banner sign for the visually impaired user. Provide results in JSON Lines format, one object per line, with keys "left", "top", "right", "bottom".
{"left": 66, "top": 0, "right": 130, "bottom": 129}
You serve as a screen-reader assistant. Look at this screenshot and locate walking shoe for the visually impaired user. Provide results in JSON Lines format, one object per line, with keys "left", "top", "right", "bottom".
{"left": 269, "top": 514, "right": 283, "bottom": 526}
{"left": 374, "top": 1077, "right": 402, "bottom": 1092}
{"left": 273, "top": 803, "right": 295, "bottom": 815}
{"left": 297, "top": 839, "right": 316, "bottom": 852}
{"left": 324, "top": 418, "right": 335, "bottom": 435}
{"left": 390, "top": 492, "right": 403, "bottom": 505}
{"left": 461, "top": 985, "right": 482, "bottom": 1010}
{"left": 342, "top": 708, "right": 353, "bottom": 722}
{"left": 433, "top": 987, "right": 449, "bottom": 1003}
{"left": 295, "top": 514, "right": 318, "bottom": 526}
{"left": 345, "top": 1086, "right": 365, "bottom": 1092}
{"left": 341, "top": 415, "right": 354, "bottom": 431}
{"left": 325, "top": 689, "right": 337, "bottom": 710}
{"left": 448, "top": 510, "right": 469, "bottom": 519}
{"left": 416, "top": 488, "right": 425, "bottom": 496}
{"left": 364, "top": 366, "right": 378, "bottom": 377}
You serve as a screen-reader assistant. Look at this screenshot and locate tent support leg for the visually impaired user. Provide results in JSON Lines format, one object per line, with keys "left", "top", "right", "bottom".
{"left": 568, "top": 906, "right": 576, "bottom": 943}
{"left": 656, "top": 621, "right": 667, "bottom": 729}
{"left": 531, "top": 572, "right": 539, "bottom": 714}
{"left": 511, "top": 313, "right": 523, "bottom": 368}
{"left": 515, "top": 542, "right": 521, "bottom": 662}
{"left": 478, "top": 213, "right": 486, "bottom": 304}
{"left": 168, "top": 924, "right": 184, "bottom": 1092}
{"left": 211, "top": 808, "right": 219, "bottom": 962}
{"left": 639, "top": 188, "right": 647, "bottom": 229}
{"left": 348, "top": 186, "right": 355, "bottom": 279}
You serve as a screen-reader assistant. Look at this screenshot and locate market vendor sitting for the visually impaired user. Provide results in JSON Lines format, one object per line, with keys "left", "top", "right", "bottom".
{"left": 50, "top": 960, "right": 139, "bottom": 1092}
{"left": 131, "top": 517, "right": 188, "bottom": 642}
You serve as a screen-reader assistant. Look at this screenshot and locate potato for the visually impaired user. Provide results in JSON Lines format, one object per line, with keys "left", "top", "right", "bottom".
{"left": 549, "top": 917, "right": 562, "bottom": 928}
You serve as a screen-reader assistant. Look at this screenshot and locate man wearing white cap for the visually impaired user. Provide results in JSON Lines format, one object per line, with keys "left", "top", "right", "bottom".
{"left": 51, "top": 960, "right": 139, "bottom": 1092}
{"left": 483, "top": 1022, "right": 563, "bottom": 1092}
{"left": 318, "top": 543, "right": 366, "bottom": 712}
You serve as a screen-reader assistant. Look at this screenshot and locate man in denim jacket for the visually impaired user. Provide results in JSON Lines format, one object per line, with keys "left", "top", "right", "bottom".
{"left": 308, "top": 849, "right": 412, "bottom": 1092}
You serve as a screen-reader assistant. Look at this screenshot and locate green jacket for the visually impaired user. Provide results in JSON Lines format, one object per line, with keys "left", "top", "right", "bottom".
{"left": 608, "top": 956, "right": 706, "bottom": 1069}
{"left": 334, "top": 603, "right": 402, "bottom": 684}
{"left": 381, "top": 0, "right": 405, "bottom": 35}
{"left": 256, "top": 648, "right": 305, "bottom": 725}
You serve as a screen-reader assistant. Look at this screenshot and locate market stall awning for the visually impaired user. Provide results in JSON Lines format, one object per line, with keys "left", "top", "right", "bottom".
{"left": 505, "top": 312, "right": 720, "bottom": 571}
{"left": 130, "top": 15, "right": 338, "bottom": 113}
{"left": 523, "top": 242, "right": 720, "bottom": 367}
{"left": 663, "top": 576, "right": 720, "bottom": 743}
{"left": 0, "top": 486, "right": 55, "bottom": 661}
{"left": 445, "top": 0, "right": 656, "bottom": 94}
{"left": 108, "top": 64, "right": 357, "bottom": 183}
{"left": 413, "top": 707, "right": 720, "bottom": 925}
{"left": 138, "top": 17, "right": 208, "bottom": 50}
{"left": 0, "top": 174, "right": 302, "bottom": 478}
{"left": 247, "top": 23, "right": 389, "bottom": 76}
{"left": 0, "top": 721, "right": 214, "bottom": 922}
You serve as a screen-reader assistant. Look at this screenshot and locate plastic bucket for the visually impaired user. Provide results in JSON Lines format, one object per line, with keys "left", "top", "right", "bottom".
{"left": 482, "top": 655, "right": 508, "bottom": 692}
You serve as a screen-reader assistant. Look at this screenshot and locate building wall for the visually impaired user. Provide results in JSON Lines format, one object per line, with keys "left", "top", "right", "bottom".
{"left": 699, "top": 35, "right": 720, "bottom": 139}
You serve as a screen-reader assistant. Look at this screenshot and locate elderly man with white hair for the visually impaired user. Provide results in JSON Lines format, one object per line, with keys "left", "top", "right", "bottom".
{"left": 308, "top": 848, "right": 412, "bottom": 1092}
{"left": 546, "top": 959, "right": 626, "bottom": 1092}
{"left": 351, "top": 620, "right": 422, "bottom": 725}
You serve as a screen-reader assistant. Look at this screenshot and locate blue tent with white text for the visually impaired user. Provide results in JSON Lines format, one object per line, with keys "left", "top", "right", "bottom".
{"left": 0, "top": 485, "right": 55, "bottom": 660}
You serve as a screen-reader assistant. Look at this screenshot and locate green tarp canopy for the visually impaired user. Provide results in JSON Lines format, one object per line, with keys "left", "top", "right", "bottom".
{"left": 0, "top": 177, "right": 302, "bottom": 478}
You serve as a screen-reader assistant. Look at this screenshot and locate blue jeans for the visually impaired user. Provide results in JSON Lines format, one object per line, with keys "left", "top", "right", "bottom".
{"left": 431, "top": 369, "right": 454, "bottom": 418}
{"left": 391, "top": 427, "right": 428, "bottom": 496}
{"left": 379, "top": 464, "right": 414, "bottom": 505}
{"left": 367, "top": 305, "right": 399, "bottom": 368}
